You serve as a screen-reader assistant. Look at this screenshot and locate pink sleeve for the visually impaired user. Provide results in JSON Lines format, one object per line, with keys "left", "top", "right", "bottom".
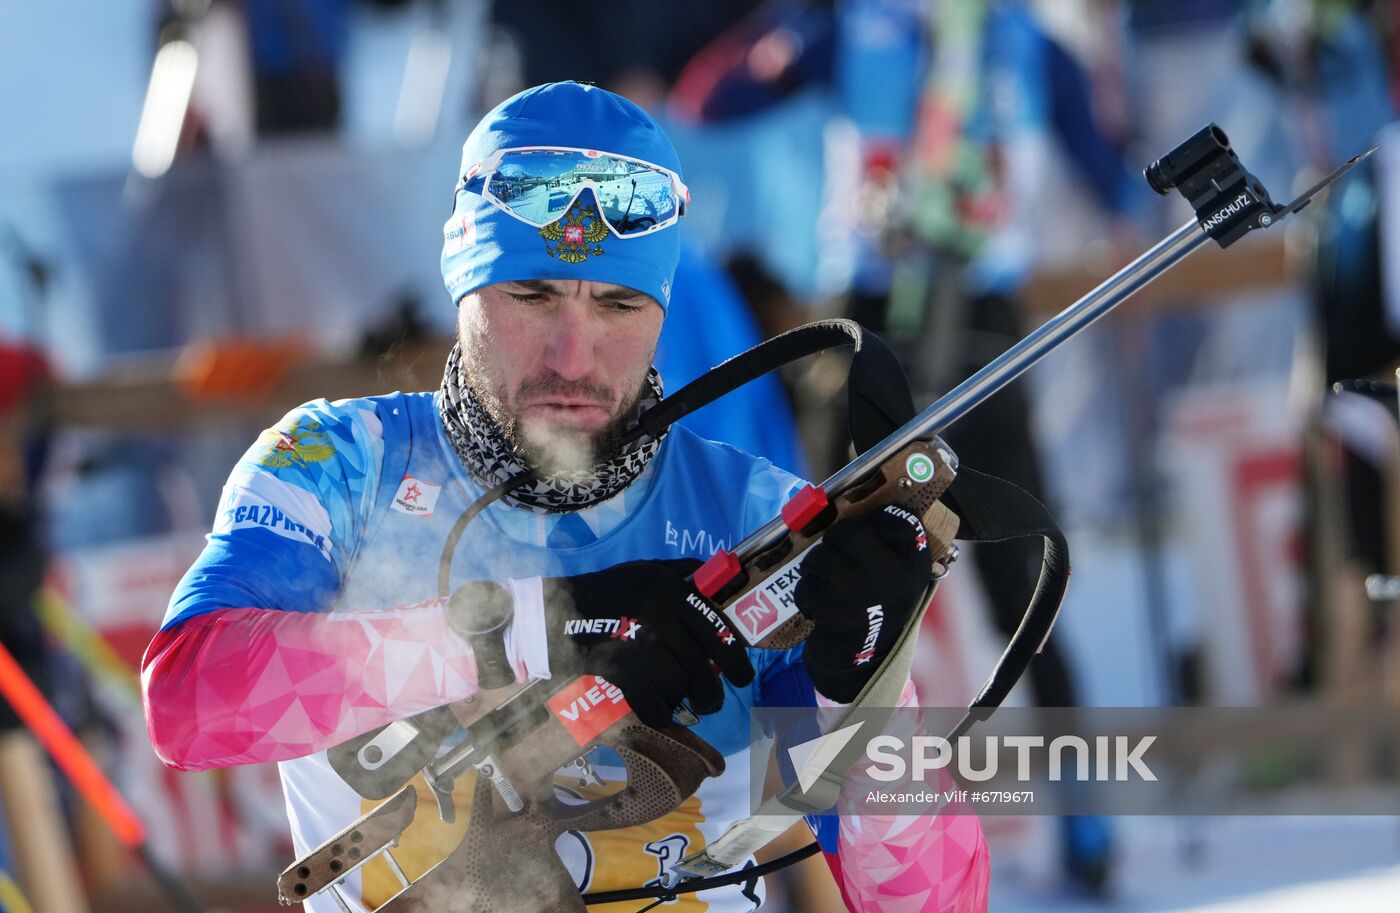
{"left": 822, "top": 680, "right": 991, "bottom": 913}
{"left": 141, "top": 601, "right": 479, "bottom": 771}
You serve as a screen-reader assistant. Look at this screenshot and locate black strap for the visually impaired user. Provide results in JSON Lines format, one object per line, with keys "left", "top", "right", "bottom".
{"left": 636, "top": 318, "right": 908, "bottom": 452}
{"left": 581, "top": 842, "right": 821, "bottom": 906}
{"left": 586, "top": 328, "right": 1069, "bottom": 907}
{"left": 943, "top": 467, "right": 1070, "bottom": 733}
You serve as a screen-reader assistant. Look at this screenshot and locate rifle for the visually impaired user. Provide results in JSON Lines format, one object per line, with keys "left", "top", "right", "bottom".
{"left": 276, "top": 126, "right": 1373, "bottom": 913}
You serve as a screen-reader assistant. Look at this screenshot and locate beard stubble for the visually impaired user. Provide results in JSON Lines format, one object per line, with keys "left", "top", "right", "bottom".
{"left": 463, "top": 363, "right": 650, "bottom": 477}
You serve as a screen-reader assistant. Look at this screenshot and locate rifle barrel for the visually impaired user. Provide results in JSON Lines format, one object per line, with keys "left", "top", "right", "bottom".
{"left": 735, "top": 217, "right": 1210, "bottom": 563}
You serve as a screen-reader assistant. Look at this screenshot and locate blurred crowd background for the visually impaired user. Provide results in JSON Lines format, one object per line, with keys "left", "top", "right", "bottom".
{"left": 2, "top": 1, "right": 1400, "bottom": 911}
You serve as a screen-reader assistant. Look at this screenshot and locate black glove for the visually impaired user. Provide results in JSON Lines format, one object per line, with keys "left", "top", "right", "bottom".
{"left": 794, "top": 505, "right": 934, "bottom": 703}
{"left": 450, "top": 560, "right": 753, "bottom": 729}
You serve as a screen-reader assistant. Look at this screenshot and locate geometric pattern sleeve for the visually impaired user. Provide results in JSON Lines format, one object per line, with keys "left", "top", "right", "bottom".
{"left": 141, "top": 600, "right": 477, "bottom": 771}
{"left": 825, "top": 681, "right": 991, "bottom": 913}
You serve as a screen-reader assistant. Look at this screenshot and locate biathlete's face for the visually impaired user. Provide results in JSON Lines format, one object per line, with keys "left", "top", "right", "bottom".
{"left": 457, "top": 279, "right": 663, "bottom": 472}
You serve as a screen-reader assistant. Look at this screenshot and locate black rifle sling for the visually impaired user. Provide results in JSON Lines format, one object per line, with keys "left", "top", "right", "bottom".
{"left": 578, "top": 323, "right": 1069, "bottom": 905}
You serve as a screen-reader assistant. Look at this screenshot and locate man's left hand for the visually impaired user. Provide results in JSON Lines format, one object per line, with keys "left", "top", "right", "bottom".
{"left": 794, "top": 505, "right": 934, "bottom": 703}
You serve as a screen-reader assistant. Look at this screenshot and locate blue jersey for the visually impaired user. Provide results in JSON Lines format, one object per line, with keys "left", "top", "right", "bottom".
{"left": 164, "top": 391, "right": 837, "bottom": 912}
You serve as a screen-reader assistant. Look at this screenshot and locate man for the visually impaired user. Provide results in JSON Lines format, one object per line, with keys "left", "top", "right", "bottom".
{"left": 142, "top": 82, "right": 988, "bottom": 912}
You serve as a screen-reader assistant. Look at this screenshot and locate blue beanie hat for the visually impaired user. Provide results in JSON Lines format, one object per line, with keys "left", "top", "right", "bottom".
{"left": 441, "top": 82, "right": 683, "bottom": 310}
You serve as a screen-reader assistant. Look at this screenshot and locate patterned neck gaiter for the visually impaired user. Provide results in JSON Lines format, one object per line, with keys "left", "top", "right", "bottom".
{"left": 437, "top": 344, "right": 666, "bottom": 513}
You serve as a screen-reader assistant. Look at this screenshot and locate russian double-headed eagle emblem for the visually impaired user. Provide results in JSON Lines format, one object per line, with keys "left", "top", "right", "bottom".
{"left": 540, "top": 200, "right": 608, "bottom": 263}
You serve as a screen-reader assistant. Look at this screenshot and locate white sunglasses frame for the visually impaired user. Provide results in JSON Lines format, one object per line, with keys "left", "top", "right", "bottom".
{"left": 461, "top": 145, "right": 690, "bottom": 239}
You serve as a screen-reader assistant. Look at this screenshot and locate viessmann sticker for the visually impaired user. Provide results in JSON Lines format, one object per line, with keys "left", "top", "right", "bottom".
{"left": 547, "top": 675, "right": 632, "bottom": 746}
{"left": 725, "top": 543, "right": 816, "bottom": 641}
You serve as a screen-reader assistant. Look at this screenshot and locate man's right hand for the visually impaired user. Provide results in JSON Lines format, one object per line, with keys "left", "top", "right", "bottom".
{"left": 541, "top": 560, "right": 753, "bottom": 728}
{"left": 449, "top": 560, "right": 753, "bottom": 729}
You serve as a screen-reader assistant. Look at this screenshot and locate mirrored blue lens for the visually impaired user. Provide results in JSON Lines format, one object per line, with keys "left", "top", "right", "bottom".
{"left": 485, "top": 150, "right": 680, "bottom": 236}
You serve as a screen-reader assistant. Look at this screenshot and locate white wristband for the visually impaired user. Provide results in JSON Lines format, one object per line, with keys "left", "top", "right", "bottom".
{"left": 503, "top": 576, "right": 550, "bottom": 682}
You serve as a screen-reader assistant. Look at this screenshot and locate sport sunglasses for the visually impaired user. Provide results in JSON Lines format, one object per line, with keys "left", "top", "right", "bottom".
{"left": 460, "top": 146, "right": 690, "bottom": 239}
